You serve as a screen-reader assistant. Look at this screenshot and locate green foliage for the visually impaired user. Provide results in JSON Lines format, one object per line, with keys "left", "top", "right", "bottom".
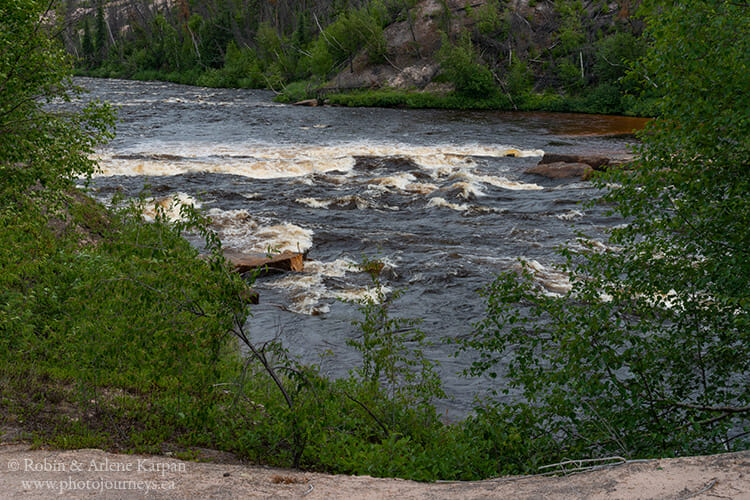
{"left": 65, "top": 0, "right": 653, "bottom": 115}
{"left": 321, "top": 88, "right": 513, "bottom": 109}
{"left": 320, "top": 6, "right": 388, "bottom": 71}
{"left": 553, "top": 1, "right": 586, "bottom": 55}
{"left": 461, "top": 0, "right": 750, "bottom": 460}
{"left": 255, "top": 22, "right": 283, "bottom": 63}
{"left": 506, "top": 57, "right": 532, "bottom": 96}
{"left": 95, "top": 0, "right": 107, "bottom": 63}
{"left": 310, "top": 38, "right": 335, "bottom": 79}
{"left": 438, "top": 33, "right": 496, "bottom": 98}
{"left": 593, "top": 31, "right": 646, "bottom": 89}
{"left": 274, "top": 80, "right": 315, "bottom": 103}
{"left": 81, "top": 18, "right": 95, "bottom": 68}
{"left": 474, "top": 0, "right": 507, "bottom": 36}
{"left": 348, "top": 279, "right": 444, "bottom": 418}
{"left": 0, "top": 0, "right": 114, "bottom": 194}
{"left": 9, "top": 0, "right": 748, "bottom": 484}
{"left": 224, "top": 42, "right": 264, "bottom": 86}
{"left": 555, "top": 59, "right": 584, "bottom": 90}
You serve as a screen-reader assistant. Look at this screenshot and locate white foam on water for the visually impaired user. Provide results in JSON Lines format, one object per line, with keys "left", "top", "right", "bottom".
{"left": 438, "top": 168, "right": 542, "bottom": 192}
{"left": 264, "top": 257, "right": 392, "bottom": 315}
{"left": 95, "top": 142, "right": 544, "bottom": 180}
{"left": 439, "top": 181, "right": 485, "bottom": 199}
{"left": 141, "top": 192, "right": 202, "bottom": 222}
{"left": 303, "top": 257, "right": 359, "bottom": 277}
{"left": 368, "top": 173, "right": 417, "bottom": 191}
{"left": 427, "top": 197, "right": 471, "bottom": 211}
{"left": 556, "top": 209, "right": 585, "bottom": 220}
{"left": 97, "top": 152, "right": 356, "bottom": 179}
{"left": 516, "top": 259, "right": 573, "bottom": 296}
{"left": 206, "top": 208, "right": 313, "bottom": 254}
{"left": 404, "top": 182, "right": 439, "bottom": 195}
{"left": 254, "top": 223, "right": 313, "bottom": 253}
{"left": 474, "top": 174, "right": 543, "bottom": 191}
{"left": 296, "top": 197, "right": 333, "bottom": 209}
{"left": 335, "top": 285, "right": 392, "bottom": 304}
{"left": 568, "top": 238, "right": 621, "bottom": 254}
{"left": 295, "top": 195, "right": 399, "bottom": 211}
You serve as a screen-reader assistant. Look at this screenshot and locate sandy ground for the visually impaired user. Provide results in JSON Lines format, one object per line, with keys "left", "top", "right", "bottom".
{"left": 0, "top": 444, "right": 747, "bottom": 499}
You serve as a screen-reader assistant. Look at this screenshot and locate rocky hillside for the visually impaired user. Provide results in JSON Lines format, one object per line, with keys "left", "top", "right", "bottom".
{"left": 65, "top": 0, "right": 650, "bottom": 112}
{"left": 328, "top": 0, "right": 642, "bottom": 93}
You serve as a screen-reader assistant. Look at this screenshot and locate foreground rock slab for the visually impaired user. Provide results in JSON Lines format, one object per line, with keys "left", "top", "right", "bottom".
{"left": 223, "top": 250, "right": 304, "bottom": 274}
{"left": 0, "top": 445, "right": 746, "bottom": 500}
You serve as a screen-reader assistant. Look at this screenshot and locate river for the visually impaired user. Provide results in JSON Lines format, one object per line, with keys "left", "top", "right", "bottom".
{"left": 77, "top": 77, "right": 645, "bottom": 418}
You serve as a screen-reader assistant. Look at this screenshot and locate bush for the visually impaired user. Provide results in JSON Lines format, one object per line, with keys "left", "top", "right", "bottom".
{"left": 459, "top": 0, "right": 750, "bottom": 461}
{"left": 438, "top": 33, "right": 497, "bottom": 98}
{"left": 276, "top": 80, "right": 317, "bottom": 103}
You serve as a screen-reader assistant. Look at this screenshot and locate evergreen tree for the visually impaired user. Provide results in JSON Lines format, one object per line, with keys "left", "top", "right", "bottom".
{"left": 81, "top": 17, "right": 95, "bottom": 68}
{"left": 95, "top": 0, "right": 107, "bottom": 64}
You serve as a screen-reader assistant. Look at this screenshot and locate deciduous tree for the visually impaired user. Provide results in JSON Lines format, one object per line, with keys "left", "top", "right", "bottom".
{"left": 462, "top": 0, "right": 749, "bottom": 459}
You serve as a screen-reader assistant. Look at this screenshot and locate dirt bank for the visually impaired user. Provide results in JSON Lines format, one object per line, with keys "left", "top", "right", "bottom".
{"left": 1, "top": 444, "right": 747, "bottom": 499}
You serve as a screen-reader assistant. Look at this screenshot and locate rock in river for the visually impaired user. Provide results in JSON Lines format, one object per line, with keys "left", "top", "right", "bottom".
{"left": 525, "top": 161, "right": 594, "bottom": 180}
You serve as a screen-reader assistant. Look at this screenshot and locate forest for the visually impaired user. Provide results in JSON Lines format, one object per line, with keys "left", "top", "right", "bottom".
{"left": 63, "top": 0, "right": 653, "bottom": 114}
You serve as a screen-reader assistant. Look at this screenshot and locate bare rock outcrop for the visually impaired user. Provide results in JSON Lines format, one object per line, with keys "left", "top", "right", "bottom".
{"left": 326, "top": 0, "right": 482, "bottom": 91}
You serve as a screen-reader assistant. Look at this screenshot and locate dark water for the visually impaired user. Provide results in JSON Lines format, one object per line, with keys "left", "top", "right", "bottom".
{"left": 77, "top": 77, "right": 643, "bottom": 418}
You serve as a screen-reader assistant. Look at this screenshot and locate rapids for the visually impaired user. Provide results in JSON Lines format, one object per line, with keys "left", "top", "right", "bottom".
{"left": 76, "top": 77, "right": 643, "bottom": 418}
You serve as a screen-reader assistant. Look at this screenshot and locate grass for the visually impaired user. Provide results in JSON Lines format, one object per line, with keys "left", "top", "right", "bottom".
{"left": 274, "top": 86, "right": 654, "bottom": 116}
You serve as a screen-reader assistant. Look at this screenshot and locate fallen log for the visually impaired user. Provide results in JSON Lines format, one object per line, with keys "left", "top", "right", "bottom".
{"left": 294, "top": 99, "right": 319, "bottom": 107}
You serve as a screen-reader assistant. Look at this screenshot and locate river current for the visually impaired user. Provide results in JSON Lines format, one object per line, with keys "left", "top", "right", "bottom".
{"left": 77, "top": 77, "right": 645, "bottom": 418}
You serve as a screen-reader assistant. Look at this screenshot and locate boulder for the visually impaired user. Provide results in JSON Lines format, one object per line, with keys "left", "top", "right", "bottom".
{"left": 224, "top": 250, "right": 304, "bottom": 274}
{"left": 538, "top": 153, "right": 611, "bottom": 170}
{"left": 525, "top": 162, "right": 594, "bottom": 180}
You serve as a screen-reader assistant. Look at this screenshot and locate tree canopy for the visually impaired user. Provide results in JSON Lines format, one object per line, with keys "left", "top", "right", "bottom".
{"left": 0, "top": 0, "right": 113, "bottom": 195}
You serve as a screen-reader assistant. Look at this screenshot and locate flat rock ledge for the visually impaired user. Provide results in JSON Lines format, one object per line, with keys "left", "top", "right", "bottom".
{"left": 223, "top": 250, "right": 304, "bottom": 274}
{"left": 0, "top": 444, "right": 746, "bottom": 500}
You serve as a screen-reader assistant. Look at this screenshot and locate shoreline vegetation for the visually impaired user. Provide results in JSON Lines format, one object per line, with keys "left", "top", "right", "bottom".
{"left": 74, "top": 69, "right": 656, "bottom": 117}
{"left": 74, "top": 68, "right": 655, "bottom": 116}
{"left": 1, "top": 0, "right": 747, "bottom": 486}
{"left": 67, "top": 0, "right": 659, "bottom": 117}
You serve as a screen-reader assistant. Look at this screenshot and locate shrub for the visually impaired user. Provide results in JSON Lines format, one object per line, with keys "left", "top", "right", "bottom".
{"left": 460, "top": 0, "right": 750, "bottom": 461}
{"left": 438, "top": 33, "right": 497, "bottom": 98}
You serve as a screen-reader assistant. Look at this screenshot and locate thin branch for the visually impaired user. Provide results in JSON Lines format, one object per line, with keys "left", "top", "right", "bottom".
{"left": 342, "top": 390, "right": 390, "bottom": 438}
{"left": 675, "top": 478, "right": 717, "bottom": 500}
